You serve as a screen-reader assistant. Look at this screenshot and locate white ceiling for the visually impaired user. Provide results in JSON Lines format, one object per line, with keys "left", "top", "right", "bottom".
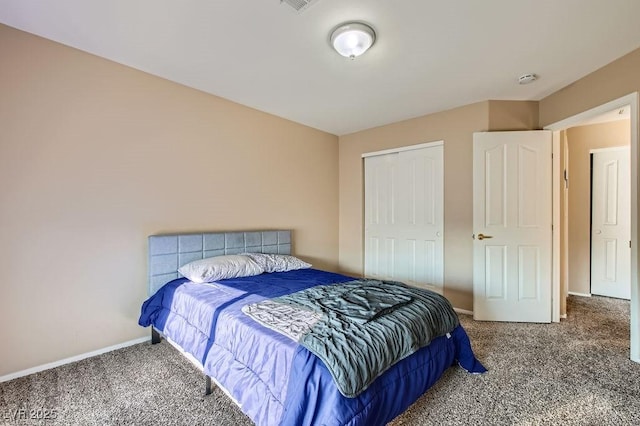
{"left": 2, "top": 0, "right": 640, "bottom": 136}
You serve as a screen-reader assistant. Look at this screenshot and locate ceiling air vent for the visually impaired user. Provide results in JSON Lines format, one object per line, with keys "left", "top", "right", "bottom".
{"left": 281, "top": 0, "right": 319, "bottom": 13}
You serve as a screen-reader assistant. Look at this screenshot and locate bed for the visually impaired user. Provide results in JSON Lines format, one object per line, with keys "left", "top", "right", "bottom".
{"left": 138, "top": 230, "right": 485, "bottom": 425}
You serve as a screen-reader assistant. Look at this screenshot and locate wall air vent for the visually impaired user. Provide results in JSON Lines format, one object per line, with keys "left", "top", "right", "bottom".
{"left": 281, "top": 0, "right": 319, "bottom": 13}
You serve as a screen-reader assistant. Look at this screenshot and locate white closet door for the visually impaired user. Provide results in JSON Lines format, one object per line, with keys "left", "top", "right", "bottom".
{"left": 364, "top": 144, "right": 444, "bottom": 292}
{"left": 364, "top": 152, "right": 398, "bottom": 280}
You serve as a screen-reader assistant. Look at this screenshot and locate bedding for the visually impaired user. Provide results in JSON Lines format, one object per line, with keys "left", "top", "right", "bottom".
{"left": 139, "top": 268, "right": 486, "bottom": 426}
{"left": 242, "top": 279, "right": 461, "bottom": 398}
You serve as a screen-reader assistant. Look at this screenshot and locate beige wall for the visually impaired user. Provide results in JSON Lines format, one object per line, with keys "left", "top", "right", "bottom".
{"left": 564, "top": 121, "right": 631, "bottom": 295}
{"left": 540, "top": 48, "right": 640, "bottom": 128}
{"left": 338, "top": 100, "right": 538, "bottom": 311}
{"left": 0, "top": 24, "right": 340, "bottom": 377}
{"left": 488, "top": 100, "right": 540, "bottom": 131}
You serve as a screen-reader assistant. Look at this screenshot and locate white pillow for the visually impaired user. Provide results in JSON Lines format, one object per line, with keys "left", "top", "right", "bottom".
{"left": 178, "top": 255, "right": 264, "bottom": 283}
{"left": 241, "top": 253, "right": 311, "bottom": 273}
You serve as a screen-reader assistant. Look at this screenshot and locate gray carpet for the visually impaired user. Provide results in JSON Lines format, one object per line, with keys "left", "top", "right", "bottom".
{"left": 1, "top": 295, "right": 639, "bottom": 425}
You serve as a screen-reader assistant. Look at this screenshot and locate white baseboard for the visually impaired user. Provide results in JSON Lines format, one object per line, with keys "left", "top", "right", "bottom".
{"left": 568, "top": 291, "right": 592, "bottom": 298}
{"left": 0, "top": 336, "right": 150, "bottom": 383}
{"left": 560, "top": 314, "right": 567, "bottom": 319}
{"left": 454, "top": 307, "right": 473, "bottom": 316}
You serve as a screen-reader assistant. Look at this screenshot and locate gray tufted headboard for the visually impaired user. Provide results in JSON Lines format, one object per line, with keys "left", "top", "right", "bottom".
{"left": 148, "top": 230, "right": 292, "bottom": 295}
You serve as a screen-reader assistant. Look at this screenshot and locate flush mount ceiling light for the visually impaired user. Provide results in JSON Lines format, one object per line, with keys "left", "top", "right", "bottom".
{"left": 330, "top": 22, "right": 376, "bottom": 59}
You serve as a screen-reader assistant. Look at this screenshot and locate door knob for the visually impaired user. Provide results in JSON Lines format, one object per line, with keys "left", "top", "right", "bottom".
{"left": 477, "top": 233, "right": 493, "bottom": 240}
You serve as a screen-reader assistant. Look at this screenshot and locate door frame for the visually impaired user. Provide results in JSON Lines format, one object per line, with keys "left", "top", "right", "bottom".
{"left": 544, "top": 92, "right": 639, "bottom": 363}
{"left": 361, "top": 140, "right": 444, "bottom": 158}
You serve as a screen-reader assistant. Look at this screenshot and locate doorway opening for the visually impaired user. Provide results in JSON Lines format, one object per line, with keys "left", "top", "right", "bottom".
{"left": 544, "top": 92, "right": 639, "bottom": 363}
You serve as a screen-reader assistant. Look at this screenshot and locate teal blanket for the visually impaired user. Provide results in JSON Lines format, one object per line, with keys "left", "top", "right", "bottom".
{"left": 242, "top": 279, "right": 460, "bottom": 398}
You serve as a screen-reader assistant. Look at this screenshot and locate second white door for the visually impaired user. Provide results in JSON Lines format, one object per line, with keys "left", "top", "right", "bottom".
{"left": 591, "top": 147, "right": 631, "bottom": 300}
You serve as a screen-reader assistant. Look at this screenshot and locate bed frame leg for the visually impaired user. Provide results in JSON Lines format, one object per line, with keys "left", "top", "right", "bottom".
{"left": 151, "top": 328, "right": 161, "bottom": 344}
{"left": 205, "top": 376, "right": 213, "bottom": 395}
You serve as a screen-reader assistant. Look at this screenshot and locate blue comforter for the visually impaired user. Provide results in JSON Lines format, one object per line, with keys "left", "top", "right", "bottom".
{"left": 139, "top": 269, "right": 486, "bottom": 425}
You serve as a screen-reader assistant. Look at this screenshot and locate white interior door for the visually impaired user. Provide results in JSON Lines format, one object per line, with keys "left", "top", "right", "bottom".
{"left": 591, "top": 147, "right": 631, "bottom": 300}
{"left": 364, "top": 144, "right": 444, "bottom": 292}
{"left": 473, "top": 131, "right": 552, "bottom": 322}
